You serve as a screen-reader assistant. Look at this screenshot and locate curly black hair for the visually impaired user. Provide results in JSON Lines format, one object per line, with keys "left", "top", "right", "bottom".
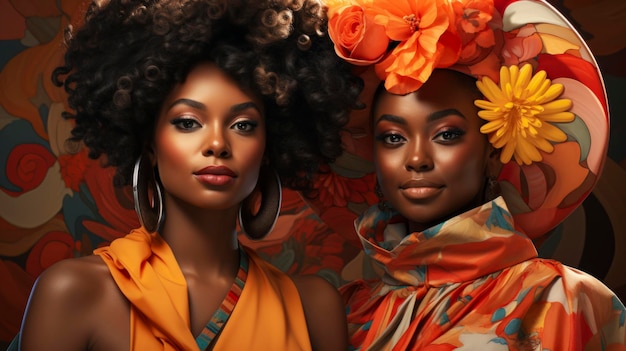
{"left": 53, "top": 0, "right": 363, "bottom": 194}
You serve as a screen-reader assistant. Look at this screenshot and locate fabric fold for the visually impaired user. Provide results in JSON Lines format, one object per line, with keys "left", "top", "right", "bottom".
{"left": 342, "top": 198, "right": 626, "bottom": 350}
{"left": 95, "top": 227, "right": 312, "bottom": 350}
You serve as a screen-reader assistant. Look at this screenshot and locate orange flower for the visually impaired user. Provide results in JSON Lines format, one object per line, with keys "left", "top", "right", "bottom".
{"left": 453, "top": 0, "right": 496, "bottom": 65}
{"left": 372, "top": 0, "right": 461, "bottom": 94}
{"left": 454, "top": 0, "right": 493, "bottom": 34}
{"left": 327, "top": 1, "right": 390, "bottom": 65}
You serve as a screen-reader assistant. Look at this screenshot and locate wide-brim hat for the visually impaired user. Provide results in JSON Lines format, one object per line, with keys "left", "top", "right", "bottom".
{"left": 309, "top": 0, "right": 609, "bottom": 240}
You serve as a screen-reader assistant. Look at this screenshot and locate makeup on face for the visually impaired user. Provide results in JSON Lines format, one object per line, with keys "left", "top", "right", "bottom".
{"left": 152, "top": 62, "right": 266, "bottom": 212}
{"left": 372, "top": 70, "right": 493, "bottom": 231}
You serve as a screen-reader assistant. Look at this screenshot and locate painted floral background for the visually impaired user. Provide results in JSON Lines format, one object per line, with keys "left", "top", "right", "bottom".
{"left": 0, "top": 0, "right": 625, "bottom": 347}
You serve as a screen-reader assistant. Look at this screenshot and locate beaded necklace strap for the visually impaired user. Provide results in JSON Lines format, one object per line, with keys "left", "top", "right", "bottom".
{"left": 195, "top": 248, "right": 249, "bottom": 350}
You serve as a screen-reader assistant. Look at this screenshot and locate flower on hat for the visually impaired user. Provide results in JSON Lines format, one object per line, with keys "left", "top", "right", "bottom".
{"left": 475, "top": 63, "right": 575, "bottom": 165}
{"left": 327, "top": 0, "right": 481, "bottom": 94}
{"left": 501, "top": 24, "right": 543, "bottom": 66}
{"left": 327, "top": 0, "right": 390, "bottom": 65}
{"left": 373, "top": 0, "right": 461, "bottom": 94}
{"left": 452, "top": 0, "right": 496, "bottom": 65}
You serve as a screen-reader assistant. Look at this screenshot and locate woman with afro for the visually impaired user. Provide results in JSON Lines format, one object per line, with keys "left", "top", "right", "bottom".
{"left": 12, "top": 0, "right": 362, "bottom": 350}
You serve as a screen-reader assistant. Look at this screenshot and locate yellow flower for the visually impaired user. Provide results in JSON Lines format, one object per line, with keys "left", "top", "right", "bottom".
{"left": 474, "top": 63, "right": 574, "bottom": 165}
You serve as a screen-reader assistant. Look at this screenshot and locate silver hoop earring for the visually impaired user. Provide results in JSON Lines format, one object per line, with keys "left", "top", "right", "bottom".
{"left": 239, "top": 166, "right": 282, "bottom": 240}
{"left": 132, "top": 155, "right": 164, "bottom": 232}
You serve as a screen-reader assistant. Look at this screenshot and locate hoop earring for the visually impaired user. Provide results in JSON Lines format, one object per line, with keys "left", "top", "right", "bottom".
{"left": 132, "top": 155, "right": 164, "bottom": 232}
{"left": 239, "top": 166, "right": 282, "bottom": 240}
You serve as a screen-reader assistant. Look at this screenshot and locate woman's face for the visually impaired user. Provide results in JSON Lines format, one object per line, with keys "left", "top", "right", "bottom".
{"left": 373, "top": 70, "right": 494, "bottom": 231}
{"left": 153, "top": 62, "right": 265, "bottom": 211}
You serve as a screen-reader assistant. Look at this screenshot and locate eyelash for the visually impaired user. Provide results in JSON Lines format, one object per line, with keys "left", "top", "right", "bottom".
{"left": 375, "top": 128, "right": 465, "bottom": 146}
{"left": 170, "top": 117, "right": 259, "bottom": 133}
{"left": 434, "top": 128, "right": 465, "bottom": 142}
{"left": 231, "top": 120, "right": 258, "bottom": 133}
{"left": 171, "top": 117, "right": 200, "bottom": 131}
{"left": 375, "top": 133, "right": 406, "bottom": 145}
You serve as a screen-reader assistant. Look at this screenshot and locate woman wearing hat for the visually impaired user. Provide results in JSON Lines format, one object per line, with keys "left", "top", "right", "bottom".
{"left": 324, "top": 0, "right": 625, "bottom": 349}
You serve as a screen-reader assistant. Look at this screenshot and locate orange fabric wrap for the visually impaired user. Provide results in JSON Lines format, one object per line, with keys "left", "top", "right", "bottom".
{"left": 94, "top": 227, "right": 311, "bottom": 351}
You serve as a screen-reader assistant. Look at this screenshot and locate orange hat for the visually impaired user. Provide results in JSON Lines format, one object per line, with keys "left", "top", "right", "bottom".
{"left": 316, "top": 0, "right": 609, "bottom": 240}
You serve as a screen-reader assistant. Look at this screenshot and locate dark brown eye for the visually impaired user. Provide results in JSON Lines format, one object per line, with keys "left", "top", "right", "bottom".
{"left": 434, "top": 128, "right": 465, "bottom": 142}
{"left": 171, "top": 118, "right": 200, "bottom": 131}
{"left": 232, "top": 120, "right": 258, "bottom": 133}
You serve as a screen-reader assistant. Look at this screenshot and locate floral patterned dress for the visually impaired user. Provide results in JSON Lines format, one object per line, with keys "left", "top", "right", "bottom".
{"left": 341, "top": 197, "right": 626, "bottom": 350}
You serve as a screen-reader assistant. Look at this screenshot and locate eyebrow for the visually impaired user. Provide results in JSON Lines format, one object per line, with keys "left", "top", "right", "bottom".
{"left": 427, "top": 108, "right": 466, "bottom": 122}
{"left": 168, "top": 98, "right": 206, "bottom": 111}
{"left": 376, "top": 114, "right": 407, "bottom": 126}
{"left": 230, "top": 101, "right": 261, "bottom": 114}
{"left": 375, "top": 108, "right": 466, "bottom": 126}
{"left": 167, "top": 99, "right": 261, "bottom": 114}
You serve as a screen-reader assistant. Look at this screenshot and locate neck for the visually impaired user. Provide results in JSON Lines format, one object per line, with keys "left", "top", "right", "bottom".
{"left": 407, "top": 197, "right": 487, "bottom": 234}
{"left": 159, "top": 195, "right": 240, "bottom": 278}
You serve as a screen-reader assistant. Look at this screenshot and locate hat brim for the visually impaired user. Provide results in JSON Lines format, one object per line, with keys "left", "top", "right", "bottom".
{"left": 309, "top": 0, "right": 609, "bottom": 240}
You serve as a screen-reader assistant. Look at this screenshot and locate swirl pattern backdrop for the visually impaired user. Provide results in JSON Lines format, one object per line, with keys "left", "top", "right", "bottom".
{"left": 0, "top": 0, "right": 625, "bottom": 347}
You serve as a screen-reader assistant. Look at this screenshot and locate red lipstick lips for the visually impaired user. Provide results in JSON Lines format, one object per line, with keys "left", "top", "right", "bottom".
{"left": 194, "top": 165, "right": 236, "bottom": 186}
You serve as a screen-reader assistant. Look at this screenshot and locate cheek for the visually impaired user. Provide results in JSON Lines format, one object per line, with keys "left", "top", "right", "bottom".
{"left": 153, "top": 133, "right": 197, "bottom": 168}
{"left": 239, "top": 134, "right": 265, "bottom": 167}
{"left": 237, "top": 137, "right": 266, "bottom": 189}
{"left": 373, "top": 145, "right": 406, "bottom": 197}
{"left": 374, "top": 146, "right": 399, "bottom": 178}
{"left": 439, "top": 146, "right": 487, "bottom": 188}
{"left": 153, "top": 142, "right": 192, "bottom": 192}
{"left": 151, "top": 126, "right": 206, "bottom": 188}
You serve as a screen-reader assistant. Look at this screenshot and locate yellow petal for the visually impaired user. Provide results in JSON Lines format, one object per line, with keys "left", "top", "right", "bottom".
{"left": 537, "top": 83, "right": 564, "bottom": 103}
{"left": 474, "top": 99, "right": 500, "bottom": 110}
{"left": 480, "top": 120, "right": 505, "bottom": 133}
{"left": 539, "top": 111, "right": 575, "bottom": 123}
{"left": 526, "top": 69, "right": 547, "bottom": 95}
{"left": 526, "top": 124, "right": 540, "bottom": 136}
{"left": 536, "top": 122, "right": 568, "bottom": 142}
{"left": 478, "top": 79, "right": 506, "bottom": 104}
{"left": 540, "top": 99, "right": 572, "bottom": 115}
{"left": 540, "top": 111, "right": 575, "bottom": 123}
{"left": 504, "top": 82, "right": 514, "bottom": 101}
{"left": 500, "top": 65, "right": 512, "bottom": 89}
{"left": 514, "top": 64, "right": 533, "bottom": 94}
{"left": 517, "top": 137, "right": 542, "bottom": 164}
{"left": 478, "top": 110, "right": 506, "bottom": 120}
{"left": 529, "top": 135, "right": 554, "bottom": 153}
{"left": 500, "top": 141, "right": 516, "bottom": 164}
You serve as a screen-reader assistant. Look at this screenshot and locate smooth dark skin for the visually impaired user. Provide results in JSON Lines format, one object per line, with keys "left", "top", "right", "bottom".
{"left": 372, "top": 69, "right": 501, "bottom": 233}
{"left": 18, "top": 63, "right": 348, "bottom": 351}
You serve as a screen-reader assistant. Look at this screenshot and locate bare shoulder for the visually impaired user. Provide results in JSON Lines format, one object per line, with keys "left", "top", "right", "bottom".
{"left": 31, "top": 255, "right": 112, "bottom": 302}
{"left": 22, "top": 255, "right": 114, "bottom": 329}
{"left": 291, "top": 275, "right": 348, "bottom": 351}
{"left": 291, "top": 274, "right": 344, "bottom": 309}
{"left": 20, "top": 255, "right": 129, "bottom": 351}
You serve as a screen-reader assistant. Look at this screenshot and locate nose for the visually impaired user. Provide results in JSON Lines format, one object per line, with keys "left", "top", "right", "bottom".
{"left": 406, "top": 138, "right": 433, "bottom": 172}
{"left": 203, "top": 126, "right": 230, "bottom": 158}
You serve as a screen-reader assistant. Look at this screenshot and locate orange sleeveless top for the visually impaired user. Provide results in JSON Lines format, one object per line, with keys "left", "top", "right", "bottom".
{"left": 94, "top": 227, "right": 311, "bottom": 350}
